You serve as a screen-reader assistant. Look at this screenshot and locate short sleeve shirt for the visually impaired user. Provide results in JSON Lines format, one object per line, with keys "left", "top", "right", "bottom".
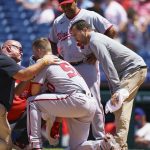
{"left": 0, "top": 54, "right": 22, "bottom": 111}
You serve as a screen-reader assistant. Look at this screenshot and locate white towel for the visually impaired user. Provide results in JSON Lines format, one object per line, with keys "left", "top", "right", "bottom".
{"left": 105, "top": 88, "right": 129, "bottom": 114}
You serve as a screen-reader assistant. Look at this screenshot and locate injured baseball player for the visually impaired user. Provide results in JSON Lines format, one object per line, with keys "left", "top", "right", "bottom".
{"left": 27, "top": 38, "right": 120, "bottom": 150}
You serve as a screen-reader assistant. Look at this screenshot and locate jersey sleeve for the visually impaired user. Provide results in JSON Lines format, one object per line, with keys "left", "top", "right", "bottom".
{"left": 0, "top": 55, "right": 22, "bottom": 77}
{"left": 91, "top": 11, "right": 113, "bottom": 34}
{"left": 32, "top": 67, "right": 48, "bottom": 85}
{"left": 89, "top": 39, "right": 121, "bottom": 93}
{"left": 49, "top": 20, "right": 58, "bottom": 43}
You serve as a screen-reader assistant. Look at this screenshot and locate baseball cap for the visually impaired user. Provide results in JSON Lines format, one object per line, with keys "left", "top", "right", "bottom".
{"left": 58, "top": 0, "right": 74, "bottom": 5}
{"left": 135, "top": 108, "right": 145, "bottom": 121}
{"left": 135, "top": 108, "right": 145, "bottom": 116}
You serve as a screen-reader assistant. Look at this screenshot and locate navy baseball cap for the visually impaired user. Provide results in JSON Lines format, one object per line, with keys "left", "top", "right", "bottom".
{"left": 59, "top": 0, "right": 74, "bottom": 5}
{"left": 135, "top": 108, "right": 145, "bottom": 116}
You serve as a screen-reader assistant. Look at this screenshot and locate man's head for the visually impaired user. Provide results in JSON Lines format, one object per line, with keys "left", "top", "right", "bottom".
{"left": 135, "top": 108, "right": 146, "bottom": 128}
{"left": 58, "top": 0, "right": 78, "bottom": 18}
{"left": 70, "top": 20, "right": 93, "bottom": 45}
{"left": 32, "top": 38, "right": 52, "bottom": 60}
{"left": 0, "top": 40, "right": 22, "bottom": 63}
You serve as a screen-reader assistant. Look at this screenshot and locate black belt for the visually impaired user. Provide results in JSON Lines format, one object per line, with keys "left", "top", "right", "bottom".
{"left": 70, "top": 60, "right": 84, "bottom": 66}
{"left": 139, "top": 66, "right": 147, "bottom": 69}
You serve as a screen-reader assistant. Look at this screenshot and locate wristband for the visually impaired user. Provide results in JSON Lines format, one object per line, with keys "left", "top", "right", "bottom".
{"left": 42, "top": 58, "right": 49, "bottom": 65}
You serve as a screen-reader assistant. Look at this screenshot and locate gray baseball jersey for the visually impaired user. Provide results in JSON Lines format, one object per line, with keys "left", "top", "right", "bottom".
{"left": 85, "top": 31, "right": 146, "bottom": 93}
{"left": 27, "top": 60, "right": 106, "bottom": 149}
{"left": 27, "top": 59, "right": 119, "bottom": 149}
{"left": 49, "top": 8, "right": 113, "bottom": 139}
{"left": 49, "top": 9, "right": 112, "bottom": 62}
{"left": 33, "top": 60, "right": 90, "bottom": 94}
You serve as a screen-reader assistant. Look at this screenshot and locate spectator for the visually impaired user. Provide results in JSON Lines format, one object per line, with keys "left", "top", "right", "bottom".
{"left": 87, "top": 0, "right": 104, "bottom": 16}
{"left": 126, "top": 7, "right": 150, "bottom": 52}
{"left": 30, "top": 0, "right": 55, "bottom": 24}
{"left": 103, "top": 0, "right": 128, "bottom": 43}
{"left": 16, "top": 0, "right": 45, "bottom": 10}
{"left": 77, "top": 0, "right": 94, "bottom": 9}
{"left": 135, "top": 108, "right": 150, "bottom": 148}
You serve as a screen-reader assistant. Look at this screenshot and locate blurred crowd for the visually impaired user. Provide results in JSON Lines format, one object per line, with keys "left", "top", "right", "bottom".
{"left": 16, "top": 0, "right": 150, "bottom": 52}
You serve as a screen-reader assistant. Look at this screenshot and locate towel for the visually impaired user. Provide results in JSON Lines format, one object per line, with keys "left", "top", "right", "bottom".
{"left": 105, "top": 88, "right": 129, "bottom": 114}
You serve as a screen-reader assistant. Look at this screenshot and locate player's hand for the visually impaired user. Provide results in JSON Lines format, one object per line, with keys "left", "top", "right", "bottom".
{"left": 39, "top": 54, "right": 61, "bottom": 65}
{"left": 111, "top": 93, "right": 119, "bottom": 106}
{"left": 86, "top": 53, "right": 97, "bottom": 64}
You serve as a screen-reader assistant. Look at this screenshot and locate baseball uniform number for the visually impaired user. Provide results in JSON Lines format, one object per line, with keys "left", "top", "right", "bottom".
{"left": 60, "top": 62, "right": 79, "bottom": 78}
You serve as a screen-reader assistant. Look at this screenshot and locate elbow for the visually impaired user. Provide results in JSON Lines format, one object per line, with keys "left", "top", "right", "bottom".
{"left": 105, "top": 26, "right": 117, "bottom": 39}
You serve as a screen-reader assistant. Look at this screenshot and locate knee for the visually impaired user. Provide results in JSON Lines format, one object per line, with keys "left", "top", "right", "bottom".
{"left": 0, "top": 104, "right": 6, "bottom": 117}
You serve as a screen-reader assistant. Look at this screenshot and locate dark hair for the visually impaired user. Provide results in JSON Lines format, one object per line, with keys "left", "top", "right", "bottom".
{"left": 70, "top": 20, "right": 92, "bottom": 31}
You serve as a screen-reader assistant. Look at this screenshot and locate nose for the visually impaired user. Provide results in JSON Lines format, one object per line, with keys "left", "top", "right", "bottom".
{"left": 20, "top": 51, "right": 23, "bottom": 56}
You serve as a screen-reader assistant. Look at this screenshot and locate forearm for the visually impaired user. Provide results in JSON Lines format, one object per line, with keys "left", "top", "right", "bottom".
{"left": 105, "top": 26, "right": 117, "bottom": 39}
{"left": 13, "top": 59, "right": 46, "bottom": 81}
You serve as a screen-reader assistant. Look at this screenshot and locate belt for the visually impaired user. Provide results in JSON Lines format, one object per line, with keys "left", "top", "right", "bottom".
{"left": 139, "top": 66, "right": 147, "bottom": 69}
{"left": 76, "top": 90, "right": 86, "bottom": 94}
{"left": 70, "top": 60, "right": 84, "bottom": 66}
{"left": 76, "top": 90, "right": 92, "bottom": 97}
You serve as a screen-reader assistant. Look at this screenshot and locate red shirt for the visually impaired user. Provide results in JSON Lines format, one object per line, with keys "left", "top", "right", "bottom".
{"left": 7, "top": 80, "right": 30, "bottom": 122}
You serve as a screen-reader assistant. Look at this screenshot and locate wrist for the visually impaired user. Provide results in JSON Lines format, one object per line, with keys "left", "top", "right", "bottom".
{"left": 41, "top": 58, "right": 49, "bottom": 65}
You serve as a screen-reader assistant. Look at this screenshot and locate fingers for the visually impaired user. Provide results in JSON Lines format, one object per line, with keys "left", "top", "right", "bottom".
{"left": 111, "top": 95, "right": 119, "bottom": 106}
{"left": 111, "top": 98, "right": 118, "bottom": 106}
{"left": 43, "top": 54, "right": 61, "bottom": 65}
{"left": 52, "top": 58, "right": 61, "bottom": 65}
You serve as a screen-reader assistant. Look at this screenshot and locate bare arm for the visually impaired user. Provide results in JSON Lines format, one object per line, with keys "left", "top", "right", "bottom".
{"left": 104, "top": 26, "right": 117, "bottom": 39}
{"left": 13, "top": 54, "right": 60, "bottom": 81}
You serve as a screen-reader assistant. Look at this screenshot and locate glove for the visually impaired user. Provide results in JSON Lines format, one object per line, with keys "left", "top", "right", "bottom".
{"left": 46, "top": 119, "right": 59, "bottom": 146}
{"left": 50, "top": 121, "right": 61, "bottom": 139}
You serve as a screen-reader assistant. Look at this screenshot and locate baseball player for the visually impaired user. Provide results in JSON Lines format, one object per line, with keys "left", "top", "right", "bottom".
{"left": 70, "top": 20, "right": 148, "bottom": 150}
{"left": 49, "top": 0, "right": 117, "bottom": 140}
{"left": 27, "top": 38, "right": 120, "bottom": 150}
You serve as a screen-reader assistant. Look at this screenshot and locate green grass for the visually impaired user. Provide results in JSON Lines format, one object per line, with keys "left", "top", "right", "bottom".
{"left": 44, "top": 148, "right": 64, "bottom": 150}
